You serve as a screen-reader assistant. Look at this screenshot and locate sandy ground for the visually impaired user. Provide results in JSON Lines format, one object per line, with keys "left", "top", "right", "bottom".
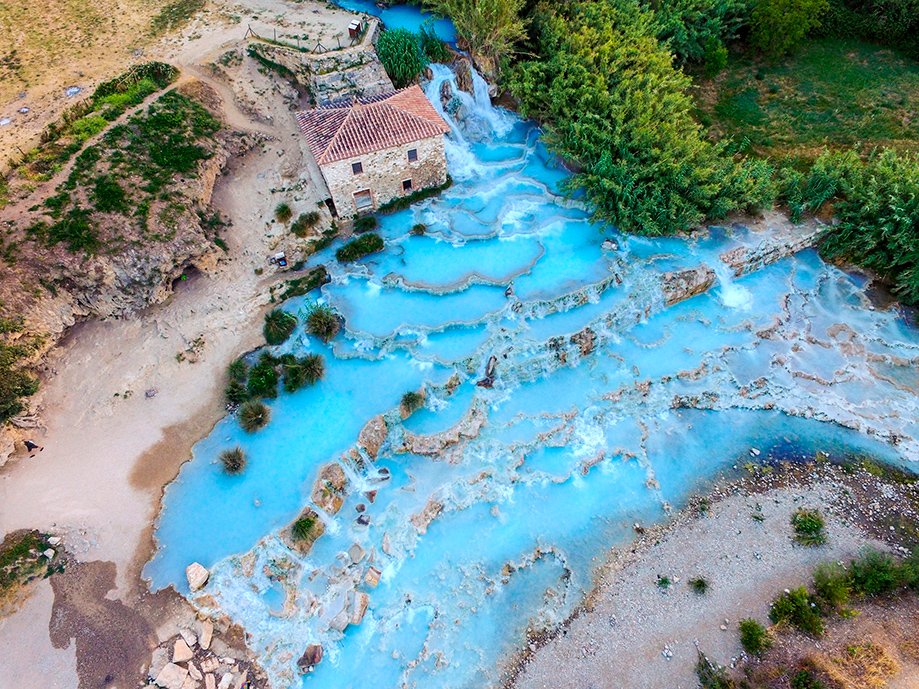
{"left": 512, "top": 465, "right": 918, "bottom": 689}
{"left": 0, "top": 1, "right": 359, "bottom": 687}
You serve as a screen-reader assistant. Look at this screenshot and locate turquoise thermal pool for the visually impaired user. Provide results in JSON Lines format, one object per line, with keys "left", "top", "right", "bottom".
{"left": 146, "top": 63, "right": 919, "bottom": 689}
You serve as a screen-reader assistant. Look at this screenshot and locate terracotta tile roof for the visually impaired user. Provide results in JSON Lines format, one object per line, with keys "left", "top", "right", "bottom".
{"left": 296, "top": 85, "right": 450, "bottom": 165}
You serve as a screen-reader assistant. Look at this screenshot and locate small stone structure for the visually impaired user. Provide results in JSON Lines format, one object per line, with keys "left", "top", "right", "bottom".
{"left": 296, "top": 86, "right": 450, "bottom": 217}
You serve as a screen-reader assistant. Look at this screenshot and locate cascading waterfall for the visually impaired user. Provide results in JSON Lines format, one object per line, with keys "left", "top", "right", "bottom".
{"left": 146, "top": 60, "right": 919, "bottom": 689}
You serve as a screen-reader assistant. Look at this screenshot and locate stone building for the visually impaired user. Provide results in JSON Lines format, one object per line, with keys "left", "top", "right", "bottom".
{"left": 296, "top": 85, "right": 450, "bottom": 217}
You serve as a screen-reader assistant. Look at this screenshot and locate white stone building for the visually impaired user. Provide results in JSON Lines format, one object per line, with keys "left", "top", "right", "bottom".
{"left": 296, "top": 86, "right": 450, "bottom": 218}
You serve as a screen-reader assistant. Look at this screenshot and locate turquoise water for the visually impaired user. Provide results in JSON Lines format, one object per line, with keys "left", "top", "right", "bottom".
{"left": 334, "top": 0, "right": 457, "bottom": 42}
{"left": 146, "top": 60, "right": 919, "bottom": 689}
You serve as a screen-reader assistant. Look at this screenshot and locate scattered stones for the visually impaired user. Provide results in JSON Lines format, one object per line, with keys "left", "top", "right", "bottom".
{"left": 297, "top": 644, "right": 324, "bottom": 672}
{"left": 661, "top": 646, "right": 673, "bottom": 660}
{"left": 173, "top": 638, "right": 194, "bottom": 664}
{"left": 155, "top": 663, "right": 189, "bottom": 689}
{"left": 186, "top": 562, "right": 210, "bottom": 591}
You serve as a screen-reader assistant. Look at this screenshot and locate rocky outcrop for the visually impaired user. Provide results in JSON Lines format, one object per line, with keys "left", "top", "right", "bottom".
{"left": 400, "top": 403, "right": 487, "bottom": 457}
{"left": 660, "top": 266, "right": 716, "bottom": 306}
{"left": 297, "top": 644, "right": 323, "bottom": 673}
{"left": 720, "top": 216, "right": 828, "bottom": 277}
{"left": 357, "top": 415, "right": 387, "bottom": 459}
{"left": 311, "top": 464, "right": 347, "bottom": 514}
{"left": 570, "top": 327, "right": 596, "bottom": 356}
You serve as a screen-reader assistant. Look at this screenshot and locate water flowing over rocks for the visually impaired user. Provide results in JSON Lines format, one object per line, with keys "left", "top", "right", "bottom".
{"left": 146, "top": 61, "right": 919, "bottom": 689}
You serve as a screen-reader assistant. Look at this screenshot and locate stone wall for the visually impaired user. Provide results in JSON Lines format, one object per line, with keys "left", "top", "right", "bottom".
{"left": 321, "top": 135, "right": 447, "bottom": 217}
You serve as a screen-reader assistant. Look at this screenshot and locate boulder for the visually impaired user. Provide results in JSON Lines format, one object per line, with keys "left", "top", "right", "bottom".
{"left": 348, "top": 544, "right": 366, "bottom": 564}
{"left": 311, "top": 464, "right": 347, "bottom": 514}
{"left": 570, "top": 327, "right": 596, "bottom": 356}
{"left": 155, "top": 663, "right": 189, "bottom": 689}
{"left": 453, "top": 56, "right": 474, "bottom": 95}
{"left": 179, "top": 628, "right": 197, "bottom": 648}
{"left": 185, "top": 563, "right": 209, "bottom": 592}
{"left": 173, "top": 638, "right": 194, "bottom": 664}
{"left": 204, "top": 675, "right": 216, "bottom": 689}
{"left": 217, "top": 674, "right": 233, "bottom": 689}
{"left": 660, "top": 266, "right": 716, "bottom": 306}
{"left": 180, "top": 675, "right": 198, "bottom": 689}
{"left": 188, "top": 662, "right": 203, "bottom": 681}
{"left": 149, "top": 647, "right": 170, "bottom": 680}
{"left": 297, "top": 644, "right": 324, "bottom": 672}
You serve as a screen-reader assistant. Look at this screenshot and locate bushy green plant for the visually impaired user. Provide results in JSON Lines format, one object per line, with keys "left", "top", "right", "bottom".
{"left": 791, "top": 670, "right": 826, "bottom": 689}
{"left": 769, "top": 586, "right": 824, "bottom": 636}
{"left": 695, "top": 652, "right": 736, "bottom": 689}
{"left": 791, "top": 508, "right": 827, "bottom": 546}
{"left": 247, "top": 353, "right": 280, "bottom": 398}
{"left": 275, "top": 202, "right": 293, "bottom": 224}
{"left": 263, "top": 309, "right": 297, "bottom": 345}
{"left": 291, "top": 211, "right": 321, "bottom": 237}
{"left": 420, "top": 21, "right": 451, "bottom": 62}
{"left": 238, "top": 399, "right": 270, "bottom": 432}
{"left": 292, "top": 515, "right": 316, "bottom": 541}
{"left": 376, "top": 28, "right": 428, "bottom": 88}
{"left": 424, "top": 0, "right": 526, "bottom": 74}
{"left": 689, "top": 576, "right": 709, "bottom": 594}
{"left": 656, "top": 574, "right": 672, "bottom": 590}
{"left": 849, "top": 549, "right": 899, "bottom": 596}
{"left": 336, "top": 233, "right": 384, "bottom": 262}
{"left": 812, "top": 561, "right": 851, "bottom": 609}
{"left": 751, "top": 0, "right": 830, "bottom": 57}
{"left": 646, "top": 0, "right": 751, "bottom": 64}
{"left": 353, "top": 215, "right": 378, "bottom": 233}
{"left": 738, "top": 618, "right": 771, "bottom": 655}
{"left": 305, "top": 303, "right": 340, "bottom": 342}
{"left": 280, "top": 353, "right": 324, "bottom": 392}
{"left": 411, "top": 223, "right": 427, "bottom": 236}
{"left": 219, "top": 446, "right": 246, "bottom": 474}
{"left": 401, "top": 390, "right": 424, "bottom": 414}
{"left": 0, "top": 341, "right": 39, "bottom": 423}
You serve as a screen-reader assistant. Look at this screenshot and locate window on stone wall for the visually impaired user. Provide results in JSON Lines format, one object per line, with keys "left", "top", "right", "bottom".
{"left": 352, "top": 161, "right": 363, "bottom": 175}
{"left": 402, "top": 179, "right": 413, "bottom": 192}
{"left": 407, "top": 149, "right": 418, "bottom": 162}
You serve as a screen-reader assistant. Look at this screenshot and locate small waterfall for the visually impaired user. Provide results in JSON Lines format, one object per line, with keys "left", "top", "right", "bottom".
{"left": 714, "top": 260, "right": 754, "bottom": 311}
{"left": 423, "top": 62, "right": 513, "bottom": 180}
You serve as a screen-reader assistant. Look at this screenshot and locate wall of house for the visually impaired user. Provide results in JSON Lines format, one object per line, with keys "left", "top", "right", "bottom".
{"left": 321, "top": 135, "right": 447, "bottom": 217}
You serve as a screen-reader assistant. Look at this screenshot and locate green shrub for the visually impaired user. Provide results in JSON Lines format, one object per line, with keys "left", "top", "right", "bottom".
{"left": 790, "top": 669, "right": 826, "bottom": 689}
{"left": 509, "top": 1, "right": 757, "bottom": 236}
{"left": 769, "top": 586, "right": 824, "bottom": 636}
{"left": 247, "top": 353, "right": 280, "bottom": 398}
{"left": 378, "top": 176, "right": 452, "bottom": 214}
{"left": 275, "top": 202, "right": 293, "bottom": 224}
{"left": 0, "top": 341, "right": 39, "bottom": 423}
{"left": 376, "top": 28, "right": 428, "bottom": 88}
{"left": 292, "top": 515, "right": 316, "bottom": 541}
{"left": 70, "top": 115, "right": 109, "bottom": 141}
{"left": 738, "top": 618, "right": 771, "bottom": 655}
{"left": 751, "top": 0, "right": 830, "bottom": 57}
{"left": 695, "top": 652, "right": 736, "bottom": 689}
{"left": 228, "top": 357, "right": 248, "bottom": 382}
{"left": 849, "top": 549, "right": 899, "bottom": 596}
{"left": 353, "top": 215, "right": 378, "bottom": 233}
{"left": 411, "top": 223, "right": 427, "bottom": 236}
{"left": 812, "top": 561, "right": 851, "bottom": 610}
{"left": 647, "top": 0, "right": 750, "bottom": 64}
{"left": 238, "top": 399, "right": 270, "bottom": 432}
{"left": 791, "top": 508, "right": 827, "bottom": 546}
{"left": 336, "top": 233, "right": 384, "bottom": 262}
{"left": 703, "top": 38, "right": 729, "bottom": 77}
{"left": 420, "top": 21, "right": 451, "bottom": 62}
{"left": 219, "top": 446, "right": 246, "bottom": 474}
{"left": 401, "top": 390, "right": 424, "bottom": 415}
{"left": 225, "top": 380, "right": 249, "bottom": 405}
{"left": 279, "top": 266, "right": 330, "bottom": 301}
{"left": 91, "top": 175, "right": 128, "bottom": 213}
{"left": 291, "top": 211, "right": 321, "bottom": 237}
{"left": 423, "top": 0, "right": 526, "bottom": 74}
{"left": 656, "top": 574, "right": 671, "bottom": 590}
{"left": 689, "top": 576, "right": 709, "bottom": 594}
{"left": 263, "top": 309, "right": 297, "bottom": 345}
{"left": 305, "top": 303, "right": 340, "bottom": 342}
{"left": 280, "top": 353, "right": 324, "bottom": 392}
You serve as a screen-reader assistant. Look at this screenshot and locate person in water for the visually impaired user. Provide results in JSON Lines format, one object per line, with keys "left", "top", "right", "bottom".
{"left": 24, "top": 439, "right": 44, "bottom": 456}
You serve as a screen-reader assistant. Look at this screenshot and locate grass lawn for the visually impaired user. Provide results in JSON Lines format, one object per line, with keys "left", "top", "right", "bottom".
{"left": 695, "top": 38, "right": 919, "bottom": 160}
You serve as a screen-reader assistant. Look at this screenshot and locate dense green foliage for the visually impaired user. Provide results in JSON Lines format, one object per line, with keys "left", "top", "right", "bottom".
{"left": 420, "top": 21, "right": 452, "bottom": 62}
{"left": 401, "top": 390, "right": 425, "bottom": 414}
{"left": 0, "top": 324, "right": 39, "bottom": 423}
{"left": 353, "top": 215, "right": 378, "bottom": 233}
{"left": 0, "top": 530, "right": 54, "bottom": 597}
{"left": 28, "top": 90, "right": 219, "bottom": 253}
{"left": 292, "top": 515, "right": 317, "bottom": 541}
{"left": 790, "top": 670, "right": 826, "bottom": 689}
{"left": 738, "top": 618, "right": 771, "bottom": 655}
{"left": 644, "top": 0, "right": 750, "bottom": 64}
{"left": 238, "top": 400, "right": 270, "bottom": 432}
{"left": 510, "top": 1, "right": 771, "bottom": 236}
{"left": 378, "top": 176, "right": 453, "bottom": 214}
{"left": 291, "top": 211, "right": 322, "bottom": 238}
{"left": 336, "top": 233, "right": 384, "bottom": 262}
{"left": 812, "top": 561, "right": 851, "bottom": 610}
{"left": 279, "top": 266, "right": 330, "bottom": 302}
{"left": 751, "top": 0, "right": 830, "bottom": 57}
{"left": 247, "top": 353, "right": 281, "bottom": 398}
{"left": 263, "top": 309, "right": 298, "bottom": 345}
{"left": 219, "top": 447, "right": 246, "bottom": 474}
{"left": 791, "top": 508, "right": 827, "bottom": 546}
{"left": 280, "top": 353, "right": 325, "bottom": 392}
{"left": 12, "top": 62, "right": 178, "bottom": 183}
{"left": 425, "top": 0, "right": 526, "bottom": 73}
{"left": 376, "top": 28, "right": 429, "bottom": 88}
{"left": 769, "top": 586, "right": 825, "bottom": 636}
{"left": 305, "top": 303, "right": 340, "bottom": 342}
{"left": 819, "top": 0, "right": 919, "bottom": 58}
